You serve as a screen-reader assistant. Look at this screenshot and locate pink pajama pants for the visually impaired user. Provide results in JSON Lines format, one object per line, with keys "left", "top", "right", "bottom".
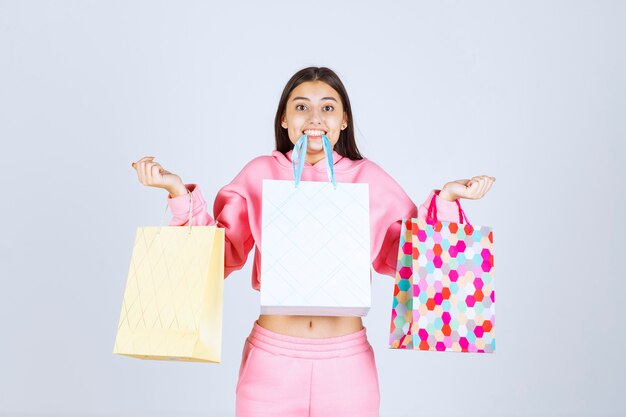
{"left": 235, "top": 321, "right": 380, "bottom": 417}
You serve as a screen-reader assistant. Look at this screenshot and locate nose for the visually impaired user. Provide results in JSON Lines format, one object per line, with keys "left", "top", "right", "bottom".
{"left": 308, "top": 107, "right": 323, "bottom": 124}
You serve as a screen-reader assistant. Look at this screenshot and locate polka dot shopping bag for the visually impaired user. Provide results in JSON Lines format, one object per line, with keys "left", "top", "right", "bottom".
{"left": 389, "top": 190, "right": 495, "bottom": 353}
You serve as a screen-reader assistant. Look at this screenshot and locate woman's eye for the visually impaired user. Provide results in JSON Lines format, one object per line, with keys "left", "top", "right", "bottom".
{"left": 296, "top": 104, "right": 307, "bottom": 111}
{"left": 323, "top": 105, "right": 334, "bottom": 111}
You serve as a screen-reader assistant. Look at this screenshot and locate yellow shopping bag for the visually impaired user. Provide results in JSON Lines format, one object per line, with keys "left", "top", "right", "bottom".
{"left": 113, "top": 192, "right": 224, "bottom": 363}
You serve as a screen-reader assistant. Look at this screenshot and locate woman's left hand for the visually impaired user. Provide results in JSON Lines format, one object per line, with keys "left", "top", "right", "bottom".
{"left": 439, "top": 175, "right": 496, "bottom": 201}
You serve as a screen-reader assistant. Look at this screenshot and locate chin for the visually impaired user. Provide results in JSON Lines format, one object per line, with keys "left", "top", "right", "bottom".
{"left": 307, "top": 143, "right": 324, "bottom": 151}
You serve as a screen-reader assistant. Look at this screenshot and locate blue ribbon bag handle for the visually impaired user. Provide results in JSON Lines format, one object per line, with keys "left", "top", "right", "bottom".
{"left": 291, "top": 134, "right": 337, "bottom": 189}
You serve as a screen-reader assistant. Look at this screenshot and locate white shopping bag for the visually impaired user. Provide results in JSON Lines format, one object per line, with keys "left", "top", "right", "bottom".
{"left": 260, "top": 134, "right": 371, "bottom": 316}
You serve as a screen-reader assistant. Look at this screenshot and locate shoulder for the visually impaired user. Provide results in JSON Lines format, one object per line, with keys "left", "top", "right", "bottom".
{"left": 222, "top": 153, "right": 289, "bottom": 198}
{"left": 358, "top": 158, "right": 391, "bottom": 175}
{"left": 348, "top": 157, "right": 415, "bottom": 206}
{"left": 345, "top": 157, "right": 400, "bottom": 185}
{"left": 241, "top": 154, "right": 275, "bottom": 172}
{"left": 232, "top": 154, "right": 280, "bottom": 181}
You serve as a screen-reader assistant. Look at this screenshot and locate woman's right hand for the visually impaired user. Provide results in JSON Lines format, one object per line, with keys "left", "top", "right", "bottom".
{"left": 131, "top": 156, "right": 188, "bottom": 197}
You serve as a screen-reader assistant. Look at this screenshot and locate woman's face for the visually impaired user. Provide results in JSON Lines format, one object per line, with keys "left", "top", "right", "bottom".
{"left": 281, "top": 80, "right": 348, "bottom": 163}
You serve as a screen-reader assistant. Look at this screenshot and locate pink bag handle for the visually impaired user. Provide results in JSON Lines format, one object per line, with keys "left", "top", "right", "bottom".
{"left": 427, "top": 190, "right": 471, "bottom": 226}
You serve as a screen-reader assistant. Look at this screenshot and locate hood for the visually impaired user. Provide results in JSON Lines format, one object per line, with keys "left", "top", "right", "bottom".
{"left": 271, "top": 149, "right": 367, "bottom": 172}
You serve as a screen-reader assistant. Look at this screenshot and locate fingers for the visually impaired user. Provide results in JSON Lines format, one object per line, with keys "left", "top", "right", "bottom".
{"left": 473, "top": 175, "right": 496, "bottom": 198}
{"left": 479, "top": 177, "right": 488, "bottom": 196}
{"left": 485, "top": 178, "right": 495, "bottom": 195}
{"left": 131, "top": 156, "right": 161, "bottom": 185}
{"left": 484, "top": 176, "right": 495, "bottom": 197}
{"left": 149, "top": 162, "right": 163, "bottom": 182}
{"left": 131, "top": 156, "right": 155, "bottom": 169}
{"left": 468, "top": 177, "right": 481, "bottom": 196}
{"left": 140, "top": 160, "right": 148, "bottom": 182}
{"left": 464, "top": 175, "right": 494, "bottom": 199}
{"left": 144, "top": 161, "right": 164, "bottom": 185}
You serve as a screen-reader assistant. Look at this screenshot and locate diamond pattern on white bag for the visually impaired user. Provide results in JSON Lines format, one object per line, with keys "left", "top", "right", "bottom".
{"left": 261, "top": 180, "right": 371, "bottom": 316}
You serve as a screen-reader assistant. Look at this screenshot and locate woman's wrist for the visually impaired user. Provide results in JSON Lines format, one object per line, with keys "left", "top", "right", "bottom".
{"left": 167, "top": 184, "right": 190, "bottom": 198}
{"left": 438, "top": 187, "right": 456, "bottom": 202}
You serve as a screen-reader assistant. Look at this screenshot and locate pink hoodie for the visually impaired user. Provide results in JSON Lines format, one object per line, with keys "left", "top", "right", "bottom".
{"left": 167, "top": 149, "right": 462, "bottom": 291}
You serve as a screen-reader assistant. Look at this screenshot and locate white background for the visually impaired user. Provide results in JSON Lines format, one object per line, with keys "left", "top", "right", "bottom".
{"left": 1, "top": 1, "right": 624, "bottom": 416}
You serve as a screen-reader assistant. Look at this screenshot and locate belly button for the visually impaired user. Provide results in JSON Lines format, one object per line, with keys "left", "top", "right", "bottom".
{"left": 309, "top": 320, "right": 313, "bottom": 328}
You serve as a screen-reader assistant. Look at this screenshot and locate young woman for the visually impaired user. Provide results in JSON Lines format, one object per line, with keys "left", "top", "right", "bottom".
{"left": 131, "top": 66, "right": 495, "bottom": 417}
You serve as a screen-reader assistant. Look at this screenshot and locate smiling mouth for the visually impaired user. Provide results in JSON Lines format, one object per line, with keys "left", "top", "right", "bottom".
{"left": 303, "top": 129, "right": 327, "bottom": 137}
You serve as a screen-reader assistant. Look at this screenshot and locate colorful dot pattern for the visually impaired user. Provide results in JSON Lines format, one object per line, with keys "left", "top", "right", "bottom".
{"left": 389, "top": 218, "right": 496, "bottom": 353}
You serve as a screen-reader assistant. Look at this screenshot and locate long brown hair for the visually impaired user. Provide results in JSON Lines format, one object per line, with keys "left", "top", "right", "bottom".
{"left": 274, "top": 67, "right": 363, "bottom": 160}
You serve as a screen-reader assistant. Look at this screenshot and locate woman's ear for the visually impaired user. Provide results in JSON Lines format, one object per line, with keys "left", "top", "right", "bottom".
{"left": 342, "top": 112, "right": 348, "bottom": 130}
{"left": 281, "top": 114, "right": 287, "bottom": 129}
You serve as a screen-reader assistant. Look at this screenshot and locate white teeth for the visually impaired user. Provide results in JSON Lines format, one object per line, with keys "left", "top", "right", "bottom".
{"left": 304, "top": 129, "right": 326, "bottom": 136}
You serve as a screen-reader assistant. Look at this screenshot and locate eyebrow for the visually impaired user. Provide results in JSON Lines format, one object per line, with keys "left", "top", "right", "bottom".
{"left": 291, "top": 96, "right": 338, "bottom": 102}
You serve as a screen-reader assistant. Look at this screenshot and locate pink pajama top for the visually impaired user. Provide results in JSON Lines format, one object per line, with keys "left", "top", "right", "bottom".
{"left": 167, "top": 149, "right": 461, "bottom": 291}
